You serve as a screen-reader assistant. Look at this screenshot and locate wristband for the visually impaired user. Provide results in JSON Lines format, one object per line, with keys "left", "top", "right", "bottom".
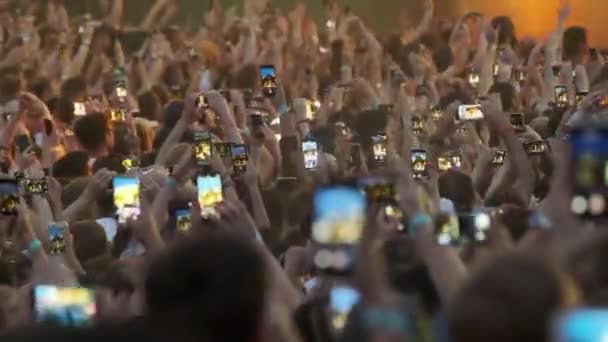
{"left": 407, "top": 213, "right": 432, "bottom": 236}
{"left": 27, "top": 239, "right": 42, "bottom": 254}
{"left": 277, "top": 104, "right": 291, "bottom": 115}
{"left": 165, "top": 176, "right": 177, "bottom": 188}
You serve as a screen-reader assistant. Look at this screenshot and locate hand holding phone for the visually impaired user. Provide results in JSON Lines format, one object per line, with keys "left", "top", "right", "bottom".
{"left": 457, "top": 104, "right": 484, "bottom": 121}
{"left": 372, "top": 133, "right": 387, "bottom": 162}
{"left": 411, "top": 149, "right": 428, "bottom": 179}
{"left": 193, "top": 131, "right": 212, "bottom": 165}
{"left": 175, "top": 209, "right": 192, "bottom": 233}
{"left": 312, "top": 185, "right": 366, "bottom": 245}
{"left": 260, "top": 65, "right": 277, "bottom": 97}
{"left": 48, "top": 222, "right": 67, "bottom": 255}
{"left": 32, "top": 285, "right": 96, "bottom": 326}
{"left": 302, "top": 138, "right": 319, "bottom": 170}
{"left": 231, "top": 144, "right": 248, "bottom": 175}
{"left": 197, "top": 174, "right": 223, "bottom": 219}
{"left": 509, "top": 113, "right": 525, "bottom": 133}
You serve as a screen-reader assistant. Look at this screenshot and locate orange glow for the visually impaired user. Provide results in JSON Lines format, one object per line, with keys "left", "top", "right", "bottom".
{"left": 455, "top": 0, "right": 608, "bottom": 48}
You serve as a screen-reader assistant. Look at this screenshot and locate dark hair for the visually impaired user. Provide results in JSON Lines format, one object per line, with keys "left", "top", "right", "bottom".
{"left": 563, "top": 26, "right": 587, "bottom": 60}
{"left": 51, "top": 151, "right": 91, "bottom": 180}
{"left": 449, "top": 254, "right": 563, "bottom": 342}
{"left": 145, "top": 233, "right": 267, "bottom": 341}
{"left": 438, "top": 169, "right": 475, "bottom": 213}
{"left": 92, "top": 154, "right": 127, "bottom": 174}
{"left": 70, "top": 221, "right": 113, "bottom": 277}
{"left": 433, "top": 44, "right": 454, "bottom": 73}
{"left": 491, "top": 16, "right": 517, "bottom": 47}
{"left": 52, "top": 97, "right": 75, "bottom": 125}
{"left": 60, "top": 77, "right": 87, "bottom": 101}
{"left": 489, "top": 82, "right": 516, "bottom": 112}
{"left": 137, "top": 91, "right": 161, "bottom": 121}
{"left": 0, "top": 66, "right": 23, "bottom": 100}
{"left": 74, "top": 113, "right": 110, "bottom": 152}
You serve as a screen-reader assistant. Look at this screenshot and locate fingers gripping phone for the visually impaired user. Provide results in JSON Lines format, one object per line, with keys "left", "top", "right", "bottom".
{"left": 197, "top": 174, "right": 223, "bottom": 219}
{"left": 112, "top": 176, "right": 141, "bottom": 224}
{"left": 302, "top": 138, "right": 319, "bottom": 170}
{"left": 32, "top": 285, "right": 96, "bottom": 326}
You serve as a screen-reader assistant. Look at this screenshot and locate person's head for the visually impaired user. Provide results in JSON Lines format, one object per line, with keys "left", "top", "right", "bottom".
{"left": 137, "top": 91, "right": 161, "bottom": 122}
{"left": 145, "top": 233, "right": 267, "bottom": 341}
{"left": 563, "top": 26, "right": 589, "bottom": 65}
{"left": 70, "top": 221, "right": 113, "bottom": 277}
{"left": 0, "top": 65, "right": 24, "bottom": 102}
{"left": 432, "top": 44, "right": 453, "bottom": 73}
{"left": 28, "top": 77, "right": 53, "bottom": 102}
{"left": 51, "top": 151, "right": 91, "bottom": 181}
{"left": 438, "top": 169, "right": 475, "bottom": 214}
{"left": 491, "top": 16, "right": 517, "bottom": 47}
{"left": 74, "top": 113, "right": 114, "bottom": 155}
{"left": 52, "top": 97, "right": 76, "bottom": 125}
{"left": 195, "top": 40, "right": 221, "bottom": 71}
{"left": 489, "top": 82, "right": 518, "bottom": 112}
{"left": 449, "top": 254, "right": 569, "bottom": 342}
{"left": 60, "top": 76, "right": 88, "bottom": 102}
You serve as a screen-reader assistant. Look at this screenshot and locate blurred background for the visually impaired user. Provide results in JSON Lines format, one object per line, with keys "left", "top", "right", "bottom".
{"left": 65, "top": 0, "right": 607, "bottom": 48}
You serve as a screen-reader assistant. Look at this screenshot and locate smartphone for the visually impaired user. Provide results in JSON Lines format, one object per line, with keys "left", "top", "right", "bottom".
{"left": 459, "top": 211, "right": 491, "bottom": 243}
{"left": 430, "top": 107, "right": 443, "bottom": 121}
{"left": 14, "top": 134, "right": 32, "bottom": 153}
{"left": 250, "top": 114, "right": 265, "bottom": 138}
{"left": 512, "top": 68, "right": 526, "bottom": 83}
{"left": 112, "top": 176, "right": 141, "bottom": 224}
{"left": 575, "top": 92, "right": 588, "bottom": 105}
{"left": 197, "top": 174, "right": 223, "bottom": 219}
{"left": 305, "top": 100, "right": 317, "bottom": 121}
{"left": 412, "top": 116, "right": 425, "bottom": 135}
{"left": 569, "top": 127, "right": 608, "bottom": 217}
{"left": 214, "top": 143, "right": 232, "bottom": 158}
{"left": 438, "top": 152, "right": 462, "bottom": 171}
{"left": 524, "top": 140, "right": 549, "bottom": 155}
{"left": 260, "top": 65, "right": 277, "bottom": 97}
{"left": 457, "top": 104, "right": 484, "bottom": 121}
{"left": 44, "top": 119, "right": 53, "bottom": 136}
{"left": 32, "top": 285, "right": 96, "bottom": 326}
{"left": 193, "top": 131, "right": 212, "bottom": 165}
{"left": 121, "top": 156, "right": 139, "bottom": 171}
{"left": 467, "top": 67, "right": 480, "bottom": 88}
{"left": 47, "top": 222, "right": 66, "bottom": 255}
{"left": 25, "top": 178, "right": 48, "bottom": 195}
{"left": 372, "top": 133, "right": 387, "bottom": 162}
{"left": 302, "top": 139, "right": 319, "bottom": 170}
{"left": 552, "top": 64, "right": 562, "bottom": 77}
{"left": 311, "top": 185, "right": 366, "bottom": 245}
{"left": 411, "top": 149, "right": 428, "bottom": 179}
{"left": 349, "top": 143, "right": 362, "bottom": 169}
{"left": 195, "top": 94, "right": 208, "bottom": 110}
{"left": 115, "top": 82, "right": 128, "bottom": 100}
{"left": 554, "top": 85, "right": 568, "bottom": 108}
{"left": 493, "top": 149, "right": 506, "bottom": 165}
{"left": 328, "top": 285, "right": 361, "bottom": 331}
{"left": 435, "top": 213, "right": 461, "bottom": 246}
{"left": 230, "top": 144, "right": 248, "bottom": 175}
{"left": 0, "top": 179, "right": 18, "bottom": 215}
{"left": 175, "top": 209, "right": 192, "bottom": 233}
{"left": 73, "top": 102, "right": 86, "bottom": 116}
{"left": 553, "top": 309, "right": 608, "bottom": 342}
{"left": 509, "top": 113, "right": 526, "bottom": 133}
{"left": 110, "top": 109, "right": 126, "bottom": 122}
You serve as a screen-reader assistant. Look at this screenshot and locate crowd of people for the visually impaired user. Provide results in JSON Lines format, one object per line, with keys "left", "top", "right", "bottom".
{"left": 0, "top": 0, "right": 606, "bottom": 341}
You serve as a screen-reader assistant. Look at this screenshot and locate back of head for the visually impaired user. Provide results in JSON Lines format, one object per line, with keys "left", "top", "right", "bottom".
{"left": 448, "top": 254, "right": 563, "bottom": 342}
{"left": 70, "top": 221, "right": 112, "bottom": 277}
{"left": 60, "top": 77, "right": 87, "bottom": 101}
{"left": 74, "top": 113, "right": 110, "bottom": 153}
{"left": 489, "top": 82, "right": 516, "bottom": 112}
{"left": 145, "top": 233, "right": 267, "bottom": 341}
{"left": 491, "top": 16, "right": 517, "bottom": 47}
{"left": 438, "top": 169, "right": 474, "bottom": 214}
{"left": 52, "top": 151, "right": 91, "bottom": 181}
{"left": 563, "top": 26, "right": 587, "bottom": 61}
{"left": 0, "top": 65, "right": 23, "bottom": 100}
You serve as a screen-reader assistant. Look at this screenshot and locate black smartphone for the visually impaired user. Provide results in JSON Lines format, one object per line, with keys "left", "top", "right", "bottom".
{"left": 412, "top": 116, "right": 425, "bottom": 135}
{"left": 509, "top": 113, "right": 526, "bottom": 133}
{"left": 112, "top": 176, "right": 141, "bottom": 224}
{"left": 411, "top": 149, "right": 428, "bottom": 179}
{"left": 32, "top": 285, "right": 96, "bottom": 326}
{"left": 174, "top": 208, "right": 192, "bottom": 234}
{"left": 214, "top": 143, "right": 232, "bottom": 158}
{"left": 554, "top": 85, "right": 568, "bottom": 108}
{"left": 524, "top": 140, "right": 549, "bottom": 155}
{"left": 110, "top": 109, "right": 126, "bottom": 122}
{"left": 552, "top": 64, "right": 562, "bottom": 77}
{"left": 249, "top": 114, "right": 265, "bottom": 138}
{"left": 0, "top": 178, "right": 18, "bottom": 215}
{"left": 357, "top": 176, "right": 396, "bottom": 202}
{"left": 467, "top": 67, "right": 480, "bottom": 88}
{"left": 193, "top": 131, "right": 212, "bottom": 165}
{"left": 197, "top": 174, "right": 223, "bottom": 219}
{"left": 372, "top": 133, "right": 387, "bottom": 162}
{"left": 14, "top": 134, "right": 32, "bottom": 153}
{"left": 570, "top": 127, "right": 608, "bottom": 217}
{"left": 47, "top": 222, "right": 66, "bottom": 255}
{"left": 230, "top": 144, "right": 248, "bottom": 175}
{"left": 260, "top": 65, "right": 277, "bottom": 97}
{"left": 459, "top": 211, "right": 491, "bottom": 243}
{"left": 25, "top": 178, "right": 48, "bottom": 195}
{"left": 44, "top": 119, "right": 53, "bottom": 136}
{"left": 438, "top": 151, "right": 462, "bottom": 171}
{"left": 493, "top": 149, "right": 506, "bottom": 165}
{"left": 302, "top": 138, "right": 319, "bottom": 170}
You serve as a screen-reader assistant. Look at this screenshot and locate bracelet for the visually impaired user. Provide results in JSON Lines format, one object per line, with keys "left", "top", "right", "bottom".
{"left": 364, "top": 306, "right": 412, "bottom": 336}
{"left": 165, "top": 176, "right": 177, "bottom": 188}
{"left": 27, "top": 239, "right": 42, "bottom": 254}
{"left": 407, "top": 213, "right": 432, "bottom": 236}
